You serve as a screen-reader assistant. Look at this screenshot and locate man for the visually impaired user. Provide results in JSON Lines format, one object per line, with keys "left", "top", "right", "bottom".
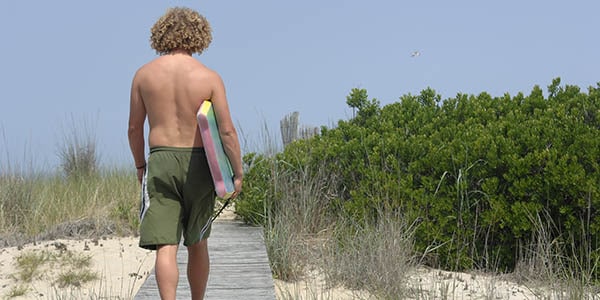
{"left": 128, "top": 7, "right": 243, "bottom": 300}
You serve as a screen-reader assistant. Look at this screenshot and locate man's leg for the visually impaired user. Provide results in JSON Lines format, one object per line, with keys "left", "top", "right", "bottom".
{"left": 187, "top": 239, "right": 210, "bottom": 300}
{"left": 155, "top": 244, "right": 179, "bottom": 300}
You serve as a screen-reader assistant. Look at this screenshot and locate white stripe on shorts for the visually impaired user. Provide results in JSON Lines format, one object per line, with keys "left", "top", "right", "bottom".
{"left": 139, "top": 166, "right": 150, "bottom": 221}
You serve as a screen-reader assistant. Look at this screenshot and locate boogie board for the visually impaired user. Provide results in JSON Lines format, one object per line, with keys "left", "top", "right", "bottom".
{"left": 197, "top": 100, "right": 235, "bottom": 199}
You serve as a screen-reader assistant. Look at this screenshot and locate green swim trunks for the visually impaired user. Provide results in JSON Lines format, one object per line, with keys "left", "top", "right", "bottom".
{"left": 139, "top": 146, "right": 216, "bottom": 250}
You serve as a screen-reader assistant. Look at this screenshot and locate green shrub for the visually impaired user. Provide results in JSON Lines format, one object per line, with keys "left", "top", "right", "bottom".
{"left": 235, "top": 152, "right": 277, "bottom": 226}
{"left": 237, "top": 79, "right": 600, "bottom": 275}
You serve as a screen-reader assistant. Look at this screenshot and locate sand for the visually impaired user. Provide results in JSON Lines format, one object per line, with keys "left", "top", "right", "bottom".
{"left": 0, "top": 236, "right": 153, "bottom": 299}
{"left": 274, "top": 270, "right": 377, "bottom": 300}
{"left": 405, "top": 268, "right": 538, "bottom": 299}
{"left": 0, "top": 205, "right": 567, "bottom": 300}
{"left": 0, "top": 237, "right": 556, "bottom": 300}
{"left": 0, "top": 205, "right": 238, "bottom": 299}
{"left": 272, "top": 267, "right": 543, "bottom": 300}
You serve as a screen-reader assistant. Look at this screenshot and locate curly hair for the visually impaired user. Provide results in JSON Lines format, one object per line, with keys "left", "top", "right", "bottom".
{"left": 150, "top": 7, "right": 213, "bottom": 55}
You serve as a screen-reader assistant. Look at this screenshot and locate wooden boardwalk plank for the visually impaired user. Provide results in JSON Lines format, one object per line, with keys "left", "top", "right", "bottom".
{"left": 134, "top": 221, "right": 277, "bottom": 300}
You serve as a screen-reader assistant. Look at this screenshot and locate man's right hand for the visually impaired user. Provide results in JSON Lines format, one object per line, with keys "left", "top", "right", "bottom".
{"left": 232, "top": 176, "right": 243, "bottom": 199}
{"left": 137, "top": 168, "right": 145, "bottom": 184}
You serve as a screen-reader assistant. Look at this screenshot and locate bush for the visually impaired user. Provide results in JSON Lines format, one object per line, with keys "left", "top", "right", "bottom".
{"left": 237, "top": 78, "right": 600, "bottom": 275}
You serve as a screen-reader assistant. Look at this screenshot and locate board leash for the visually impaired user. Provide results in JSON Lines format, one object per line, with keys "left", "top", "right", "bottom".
{"left": 199, "top": 198, "right": 233, "bottom": 239}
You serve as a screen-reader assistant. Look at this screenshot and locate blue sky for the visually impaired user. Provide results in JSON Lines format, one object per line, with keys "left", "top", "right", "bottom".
{"left": 1, "top": 1, "right": 598, "bottom": 170}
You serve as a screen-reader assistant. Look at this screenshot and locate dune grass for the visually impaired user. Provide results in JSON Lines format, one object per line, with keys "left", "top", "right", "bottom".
{"left": 0, "top": 168, "right": 140, "bottom": 242}
{"left": 0, "top": 166, "right": 141, "bottom": 299}
{"left": 0, "top": 114, "right": 139, "bottom": 243}
{"left": 0, "top": 122, "right": 143, "bottom": 298}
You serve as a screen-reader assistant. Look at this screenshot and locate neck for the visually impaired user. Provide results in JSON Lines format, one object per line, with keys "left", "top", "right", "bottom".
{"left": 167, "top": 49, "right": 192, "bottom": 56}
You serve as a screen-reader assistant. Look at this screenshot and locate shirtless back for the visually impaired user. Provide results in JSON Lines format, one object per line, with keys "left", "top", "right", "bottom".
{"left": 128, "top": 49, "right": 242, "bottom": 185}
{"left": 132, "top": 52, "right": 217, "bottom": 148}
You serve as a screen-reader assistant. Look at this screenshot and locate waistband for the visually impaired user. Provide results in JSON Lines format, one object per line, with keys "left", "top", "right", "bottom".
{"left": 150, "top": 146, "right": 205, "bottom": 154}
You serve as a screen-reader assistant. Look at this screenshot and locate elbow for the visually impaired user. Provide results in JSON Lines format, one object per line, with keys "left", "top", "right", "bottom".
{"left": 127, "top": 126, "right": 135, "bottom": 138}
{"left": 219, "top": 127, "right": 237, "bottom": 138}
{"left": 128, "top": 124, "right": 142, "bottom": 138}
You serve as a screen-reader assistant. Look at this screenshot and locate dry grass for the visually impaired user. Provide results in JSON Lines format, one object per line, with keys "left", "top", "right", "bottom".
{"left": 0, "top": 169, "right": 140, "bottom": 243}
{"left": 263, "top": 163, "right": 338, "bottom": 281}
{"left": 57, "top": 114, "right": 98, "bottom": 179}
{"left": 321, "top": 212, "right": 418, "bottom": 299}
{"left": 1, "top": 116, "right": 139, "bottom": 243}
{"left": 511, "top": 209, "right": 600, "bottom": 299}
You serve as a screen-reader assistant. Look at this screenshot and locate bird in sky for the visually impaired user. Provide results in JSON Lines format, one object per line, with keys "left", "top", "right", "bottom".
{"left": 411, "top": 51, "right": 420, "bottom": 57}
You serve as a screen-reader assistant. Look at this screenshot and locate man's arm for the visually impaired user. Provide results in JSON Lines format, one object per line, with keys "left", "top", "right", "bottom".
{"left": 128, "top": 72, "right": 147, "bottom": 180}
{"left": 210, "top": 73, "right": 243, "bottom": 190}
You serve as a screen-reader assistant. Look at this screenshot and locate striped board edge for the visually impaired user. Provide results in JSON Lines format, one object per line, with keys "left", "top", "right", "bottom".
{"left": 196, "top": 100, "right": 235, "bottom": 199}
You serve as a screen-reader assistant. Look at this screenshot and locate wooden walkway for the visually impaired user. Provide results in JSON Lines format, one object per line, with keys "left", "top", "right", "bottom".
{"left": 134, "top": 220, "right": 277, "bottom": 299}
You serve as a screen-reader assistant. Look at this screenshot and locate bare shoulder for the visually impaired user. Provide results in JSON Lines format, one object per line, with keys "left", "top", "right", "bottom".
{"left": 196, "top": 63, "right": 221, "bottom": 81}
{"left": 137, "top": 57, "right": 163, "bottom": 74}
{"left": 131, "top": 60, "right": 156, "bottom": 84}
{"left": 193, "top": 64, "right": 225, "bottom": 94}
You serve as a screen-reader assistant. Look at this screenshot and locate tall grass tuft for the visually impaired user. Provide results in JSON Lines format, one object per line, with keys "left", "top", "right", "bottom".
{"left": 322, "top": 211, "right": 418, "bottom": 299}
{"left": 57, "top": 115, "right": 98, "bottom": 179}
{"left": 513, "top": 208, "right": 600, "bottom": 299}
{"left": 263, "top": 161, "right": 338, "bottom": 281}
{"left": 0, "top": 171, "right": 36, "bottom": 235}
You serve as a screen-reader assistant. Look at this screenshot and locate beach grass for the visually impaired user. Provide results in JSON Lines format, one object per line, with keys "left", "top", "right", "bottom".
{"left": 0, "top": 167, "right": 139, "bottom": 242}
